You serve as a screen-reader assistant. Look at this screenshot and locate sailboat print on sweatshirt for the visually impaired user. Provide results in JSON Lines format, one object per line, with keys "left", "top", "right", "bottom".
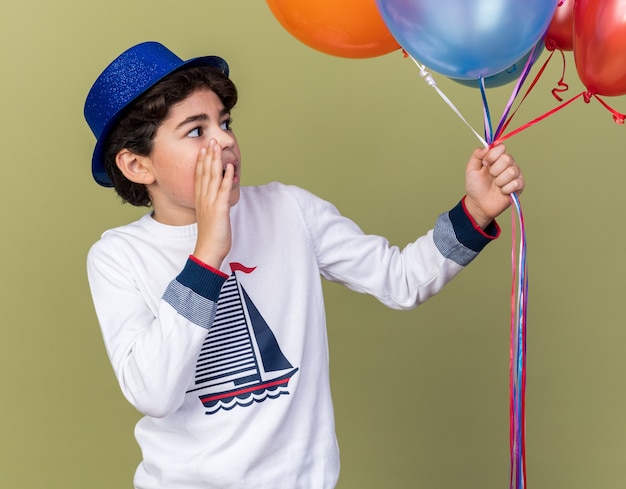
{"left": 187, "top": 262, "right": 299, "bottom": 415}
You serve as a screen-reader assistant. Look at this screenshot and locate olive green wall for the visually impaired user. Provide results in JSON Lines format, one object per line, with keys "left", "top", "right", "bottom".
{"left": 1, "top": 1, "right": 624, "bottom": 488}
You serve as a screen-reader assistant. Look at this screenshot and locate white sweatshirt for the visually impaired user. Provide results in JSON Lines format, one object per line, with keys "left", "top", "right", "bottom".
{"left": 87, "top": 182, "right": 498, "bottom": 489}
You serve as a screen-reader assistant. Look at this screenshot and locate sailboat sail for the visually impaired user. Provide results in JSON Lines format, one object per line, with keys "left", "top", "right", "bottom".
{"left": 187, "top": 263, "right": 298, "bottom": 414}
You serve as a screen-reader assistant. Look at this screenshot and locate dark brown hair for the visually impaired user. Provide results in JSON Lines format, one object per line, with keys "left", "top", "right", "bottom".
{"left": 103, "top": 66, "right": 238, "bottom": 206}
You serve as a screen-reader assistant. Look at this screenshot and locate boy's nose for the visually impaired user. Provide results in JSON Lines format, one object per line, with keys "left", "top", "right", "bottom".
{"left": 216, "top": 128, "right": 235, "bottom": 149}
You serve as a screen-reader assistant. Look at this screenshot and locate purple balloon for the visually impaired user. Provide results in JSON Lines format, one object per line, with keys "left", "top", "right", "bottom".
{"left": 376, "top": 0, "right": 558, "bottom": 80}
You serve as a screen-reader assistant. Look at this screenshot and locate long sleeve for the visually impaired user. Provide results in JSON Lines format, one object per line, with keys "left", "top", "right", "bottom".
{"left": 87, "top": 226, "right": 227, "bottom": 418}
{"left": 288, "top": 186, "right": 499, "bottom": 310}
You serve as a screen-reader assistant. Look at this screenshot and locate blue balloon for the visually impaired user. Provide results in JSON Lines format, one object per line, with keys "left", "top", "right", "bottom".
{"left": 454, "top": 41, "right": 545, "bottom": 88}
{"left": 376, "top": 0, "right": 558, "bottom": 80}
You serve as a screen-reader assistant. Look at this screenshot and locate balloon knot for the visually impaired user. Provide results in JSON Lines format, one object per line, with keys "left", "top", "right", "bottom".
{"left": 583, "top": 91, "right": 593, "bottom": 103}
{"left": 419, "top": 67, "right": 437, "bottom": 87}
{"left": 402, "top": 49, "right": 409, "bottom": 59}
{"left": 544, "top": 39, "right": 557, "bottom": 52}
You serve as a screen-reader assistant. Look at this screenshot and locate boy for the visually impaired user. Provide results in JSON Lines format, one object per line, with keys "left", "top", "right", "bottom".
{"left": 84, "top": 41, "right": 524, "bottom": 489}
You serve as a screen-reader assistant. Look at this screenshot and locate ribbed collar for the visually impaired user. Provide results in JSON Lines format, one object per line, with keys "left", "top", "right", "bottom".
{"left": 137, "top": 212, "right": 199, "bottom": 239}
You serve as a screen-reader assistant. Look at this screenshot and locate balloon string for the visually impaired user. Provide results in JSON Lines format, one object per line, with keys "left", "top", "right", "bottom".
{"left": 492, "top": 75, "right": 528, "bottom": 489}
{"left": 480, "top": 79, "right": 494, "bottom": 143}
{"left": 545, "top": 45, "right": 570, "bottom": 102}
{"left": 592, "top": 94, "right": 626, "bottom": 124}
{"left": 480, "top": 59, "right": 528, "bottom": 489}
{"left": 407, "top": 44, "right": 624, "bottom": 149}
{"left": 494, "top": 40, "right": 543, "bottom": 139}
{"left": 492, "top": 52, "right": 626, "bottom": 144}
{"left": 509, "top": 199, "right": 517, "bottom": 489}
{"left": 493, "top": 88, "right": 626, "bottom": 145}
{"left": 494, "top": 44, "right": 558, "bottom": 141}
{"left": 509, "top": 192, "right": 527, "bottom": 489}
{"left": 404, "top": 50, "right": 528, "bottom": 489}
{"left": 493, "top": 90, "right": 585, "bottom": 145}
{"left": 496, "top": 43, "right": 569, "bottom": 139}
{"left": 404, "top": 50, "right": 488, "bottom": 147}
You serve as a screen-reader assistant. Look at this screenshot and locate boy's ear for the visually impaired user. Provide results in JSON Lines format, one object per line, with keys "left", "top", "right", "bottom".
{"left": 115, "top": 149, "right": 156, "bottom": 185}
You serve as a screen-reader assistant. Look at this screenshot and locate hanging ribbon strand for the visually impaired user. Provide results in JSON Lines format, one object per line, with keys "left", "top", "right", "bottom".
{"left": 509, "top": 192, "right": 528, "bottom": 489}
{"left": 405, "top": 49, "right": 529, "bottom": 489}
{"left": 481, "top": 72, "right": 529, "bottom": 489}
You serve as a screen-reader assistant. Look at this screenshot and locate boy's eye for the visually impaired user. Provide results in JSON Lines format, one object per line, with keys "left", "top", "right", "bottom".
{"left": 187, "top": 127, "right": 203, "bottom": 138}
{"left": 220, "top": 119, "right": 232, "bottom": 131}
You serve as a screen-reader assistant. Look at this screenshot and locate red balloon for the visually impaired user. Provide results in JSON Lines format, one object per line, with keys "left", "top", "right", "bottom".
{"left": 266, "top": 0, "right": 400, "bottom": 59}
{"left": 545, "top": 0, "right": 574, "bottom": 51}
{"left": 574, "top": 0, "right": 626, "bottom": 96}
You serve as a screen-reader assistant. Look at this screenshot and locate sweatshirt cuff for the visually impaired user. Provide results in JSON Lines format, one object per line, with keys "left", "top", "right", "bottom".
{"left": 450, "top": 197, "right": 500, "bottom": 252}
{"left": 176, "top": 256, "right": 228, "bottom": 301}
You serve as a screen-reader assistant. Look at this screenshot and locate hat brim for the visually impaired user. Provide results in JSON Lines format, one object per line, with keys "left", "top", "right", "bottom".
{"left": 91, "top": 55, "right": 229, "bottom": 187}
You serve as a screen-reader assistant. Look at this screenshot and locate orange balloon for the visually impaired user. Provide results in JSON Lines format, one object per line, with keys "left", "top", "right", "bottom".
{"left": 266, "top": 0, "right": 400, "bottom": 58}
{"left": 545, "top": 0, "right": 574, "bottom": 51}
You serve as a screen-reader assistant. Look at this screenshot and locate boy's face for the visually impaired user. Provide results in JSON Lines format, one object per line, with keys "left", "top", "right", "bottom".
{"left": 141, "top": 88, "right": 241, "bottom": 225}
